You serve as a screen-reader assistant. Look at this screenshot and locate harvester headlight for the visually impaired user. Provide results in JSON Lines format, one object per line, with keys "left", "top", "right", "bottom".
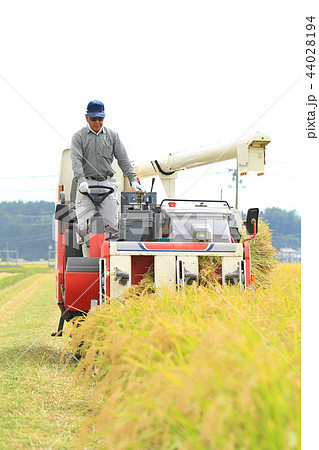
{"left": 191, "top": 224, "right": 213, "bottom": 242}
{"left": 195, "top": 231, "right": 207, "bottom": 241}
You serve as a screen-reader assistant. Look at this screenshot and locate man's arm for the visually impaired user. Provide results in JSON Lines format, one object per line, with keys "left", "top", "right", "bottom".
{"left": 70, "top": 133, "right": 86, "bottom": 185}
{"left": 113, "top": 133, "right": 137, "bottom": 183}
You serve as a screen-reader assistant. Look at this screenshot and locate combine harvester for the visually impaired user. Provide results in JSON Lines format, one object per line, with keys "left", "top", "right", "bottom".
{"left": 52, "top": 132, "right": 270, "bottom": 336}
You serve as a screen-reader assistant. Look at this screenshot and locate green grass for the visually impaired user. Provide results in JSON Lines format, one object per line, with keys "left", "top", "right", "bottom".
{"left": 70, "top": 264, "right": 301, "bottom": 449}
{"left": 0, "top": 264, "right": 53, "bottom": 290}
{"left": 0, "top": 268, "right": 94, "bottom": 449}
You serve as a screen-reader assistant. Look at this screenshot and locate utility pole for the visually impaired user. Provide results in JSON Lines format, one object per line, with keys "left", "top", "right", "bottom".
{"left": 231, "top": 165, "right": 239, "bottom": 209}
{"left": 235, "top": 162, "right": 238, "bottom": 209}
{"left": 228, "top": 160, "right": 245, "bottom": 210}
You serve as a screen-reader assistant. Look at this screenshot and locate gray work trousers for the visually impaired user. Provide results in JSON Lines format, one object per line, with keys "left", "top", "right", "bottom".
{"left": 75, "top": 178, "right": 119, "bottom": 244}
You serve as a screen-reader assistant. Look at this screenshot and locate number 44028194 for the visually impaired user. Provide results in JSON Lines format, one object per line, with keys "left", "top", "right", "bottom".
{"left": 306, "top": 16, "right": 316, "bottom": 79}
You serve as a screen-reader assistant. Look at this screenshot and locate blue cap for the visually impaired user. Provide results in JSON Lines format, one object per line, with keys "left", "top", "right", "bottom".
{"left": 86, "top": 100, "right": 105, "bottom": 118}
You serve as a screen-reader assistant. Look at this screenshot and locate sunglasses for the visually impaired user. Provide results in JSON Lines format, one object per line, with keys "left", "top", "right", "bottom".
{"left": 90, "top": 117, "right": 104, "bottom": 122}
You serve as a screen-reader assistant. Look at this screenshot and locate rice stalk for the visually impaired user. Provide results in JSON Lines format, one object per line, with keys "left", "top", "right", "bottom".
{"left": 249, "top": 218, "right": 278, "bottom": 287}
{"left": 68, "top": 264, "right": 300, "bottom": 450}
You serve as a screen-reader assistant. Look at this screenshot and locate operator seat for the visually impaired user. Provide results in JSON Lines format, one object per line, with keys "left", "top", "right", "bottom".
{"left": 64, "top": 178, "right": 83, "bottom": 259}
{"left": 70, "top": 177, "right": 78, "bottom": 207}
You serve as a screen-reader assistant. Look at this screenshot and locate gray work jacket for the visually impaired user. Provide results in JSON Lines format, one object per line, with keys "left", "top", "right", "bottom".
{"left": 70, "top": 126, "right": 137, "bottom": 185}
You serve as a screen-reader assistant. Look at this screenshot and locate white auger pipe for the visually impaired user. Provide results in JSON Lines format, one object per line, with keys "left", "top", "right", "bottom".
{"left": 134, "top": 131, "right": 271, "bottom": 179}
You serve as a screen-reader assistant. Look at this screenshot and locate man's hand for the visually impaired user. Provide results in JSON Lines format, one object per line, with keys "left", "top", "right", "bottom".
{"left": 79, "top": 181, "right": 90, "bottom": 193}
{"left": 132, "top": 180, "right": 146, "bottom": 193}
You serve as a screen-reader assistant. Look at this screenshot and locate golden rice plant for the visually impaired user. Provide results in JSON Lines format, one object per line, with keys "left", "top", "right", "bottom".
{"left": 249, "top": 217, "right": 278, "bottom": 287}
{"left": 198, "top": 218, "right": 277, "bottom": 288}
{"left": 122, "top": 264, "right": 155, "bottom": 299}
{"left": 68, "top": 264, "right": 300, "bottom": 449}
{"left": 198, "top": 256, "right": 221, "bottom": 286}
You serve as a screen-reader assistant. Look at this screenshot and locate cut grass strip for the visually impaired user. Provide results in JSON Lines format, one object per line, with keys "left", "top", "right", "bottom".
{"left": 0, "top": 270, "right": 94, "bottom": 449}
{"left": 0, "top": 272, "right": 18, "bottom": 280}
{"left": 0, "top": 265, "right": 53, "bottom": 290}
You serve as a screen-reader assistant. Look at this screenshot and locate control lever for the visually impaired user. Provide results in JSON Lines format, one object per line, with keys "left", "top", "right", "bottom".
{"left": 137, "top": 192, "right": 143, "bottom": 209}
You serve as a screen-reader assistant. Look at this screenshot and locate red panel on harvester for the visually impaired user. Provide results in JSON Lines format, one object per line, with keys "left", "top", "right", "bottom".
{"left": 64, "top": 272, "right": 99, "bottom": 312}
{"left": 64, "top": 257, "right": 100, "bottom": 311}
{"left": 131, "top": 255, "right": 154, "bottom": 285}
{"left": 56, "top": 222, "right": 65, "bottom": 304}
{"left": 244, "top": 242, "right": 251, "bottom": 288}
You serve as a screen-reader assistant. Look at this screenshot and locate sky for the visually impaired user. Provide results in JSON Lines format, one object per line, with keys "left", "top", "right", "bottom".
{"left": 0, "top": 0, "right": 318, "bottom": 443}
{"left": 0, "top": 1, "right": 314, "bottom": 217}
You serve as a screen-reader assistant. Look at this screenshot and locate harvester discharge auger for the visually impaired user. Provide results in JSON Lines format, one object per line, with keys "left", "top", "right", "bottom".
{"left": 52, "top": 132, "right": 270, "bottom": 336}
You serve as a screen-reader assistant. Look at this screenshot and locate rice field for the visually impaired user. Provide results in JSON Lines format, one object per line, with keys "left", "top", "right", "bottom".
{"left": 0, "top": 272, "right": 18, "bottom": 280}
{"left": 0, "top": 220, "right": 301, "bottom": 449}
{"left": 69, "top": 263, "right": 301, "bottom": 449}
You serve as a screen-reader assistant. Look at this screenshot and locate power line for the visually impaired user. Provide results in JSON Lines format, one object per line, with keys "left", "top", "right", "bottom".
{"left": 0, "top": 175, "right": 58, "bottom": 180}
{"left": 0, "top": 73, "right": 69, "bottom": 145}
{"left": 0, "top": 222, "right": 51, "bottom": 227}
{"left": 0, "top": 236, "right": 53, "bottom": 245}
{"left": 270, "top": 160, "right": 301, "bottom": 166}
{"left": 179, "top": 168, "right": 233, "bottom": 180}
{"left": 0, "top": 214, "right": 53, "bottom": 218}
{"left": 0, "top": 189, "right": 55, "bottom": 193}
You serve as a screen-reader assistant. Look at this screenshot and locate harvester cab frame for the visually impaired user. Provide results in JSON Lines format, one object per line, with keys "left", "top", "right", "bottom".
{"left": 52, "top": 132, "right": 269, "bottom": 336}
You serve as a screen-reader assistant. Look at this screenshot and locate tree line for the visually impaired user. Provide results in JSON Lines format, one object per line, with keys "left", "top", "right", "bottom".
{"left": 260, "top": 207, "right": 301, "bottom": 251}
{"left": 0, "top": 201, "right": 55, "bottom": 262}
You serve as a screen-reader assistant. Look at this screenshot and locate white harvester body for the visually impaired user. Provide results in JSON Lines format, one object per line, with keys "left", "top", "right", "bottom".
{"left": 53, "top": 131, "right": 270, "bottom": 335}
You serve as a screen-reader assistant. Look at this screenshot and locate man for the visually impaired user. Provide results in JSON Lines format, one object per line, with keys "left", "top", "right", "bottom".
{"left": 71, "top": 100, "right": 145, "bottom": 256}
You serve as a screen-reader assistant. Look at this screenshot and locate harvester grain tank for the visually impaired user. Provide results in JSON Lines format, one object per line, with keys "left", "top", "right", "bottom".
{"left": 52, "top": 132, "right": 270, "bottom": 336}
